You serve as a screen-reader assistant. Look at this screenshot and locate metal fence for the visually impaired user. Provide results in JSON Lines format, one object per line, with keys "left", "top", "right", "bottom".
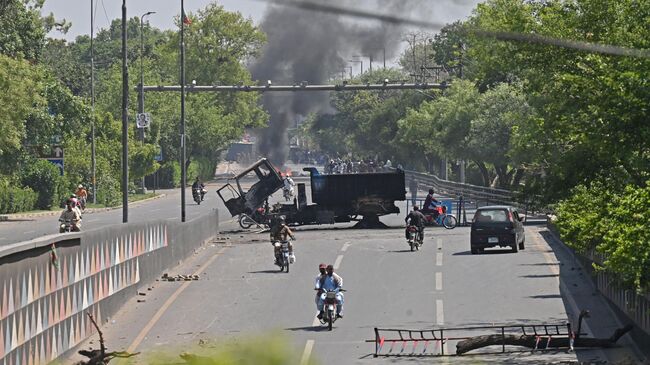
{"left": 573, "top": 249, "right": 650, "bottom": 335}
{"left": 403, "top": 169, "right": 543, "bottom": 214}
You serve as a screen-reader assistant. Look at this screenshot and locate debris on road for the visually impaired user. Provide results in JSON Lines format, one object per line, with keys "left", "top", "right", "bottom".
{"left": 161, "top": 273, "right": 200, "bottom": 282}
{"left": 74, "top": 313, "right": 139, "bottom": 364}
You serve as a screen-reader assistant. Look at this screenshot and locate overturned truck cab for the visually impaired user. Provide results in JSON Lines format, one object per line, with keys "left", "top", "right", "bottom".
{"left": 217, "top": 159, "right": 406, "bottom": 228}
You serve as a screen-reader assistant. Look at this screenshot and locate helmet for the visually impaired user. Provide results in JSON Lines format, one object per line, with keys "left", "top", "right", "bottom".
{"left": 429, "top": 188, "right": 434, "bottom": 194}
{"left": 279, "top": 215, "right": 286, "bottom": 223}
{"left": 326, "top": 264, "right": 334, "bottom": 270}
{"left": 413, "top": 205, "right": 419, "bottom": 211}
{"left": 319, "top": 263, "right": 327, "bottom": 269}
{"left": 78, "top": 184, "right": 83, "bottom": 189}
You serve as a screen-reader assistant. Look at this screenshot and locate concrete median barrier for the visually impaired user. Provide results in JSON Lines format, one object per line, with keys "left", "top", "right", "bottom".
{"left": 0, "top": 209, "right": 219, "bottom": 365}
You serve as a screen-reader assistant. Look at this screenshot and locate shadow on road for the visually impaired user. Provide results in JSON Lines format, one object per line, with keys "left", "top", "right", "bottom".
{"left": 520, "top": 274, "right": 560, "bottom": 278}
{"left": 284, "top": 325, "right": 328, "bottom": 332}
{"left": 247, "top": 270, "right": 283, "bottom": 274}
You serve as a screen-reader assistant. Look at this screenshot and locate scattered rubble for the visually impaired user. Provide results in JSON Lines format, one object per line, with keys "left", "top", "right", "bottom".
{"left": 161, "top": 273, "right": 200, "bottom": 282}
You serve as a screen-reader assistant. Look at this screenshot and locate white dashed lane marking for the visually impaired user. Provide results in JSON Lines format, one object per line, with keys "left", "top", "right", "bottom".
{"left": 436, "top": 252, "right": 443, "bottom": 266}
{"left": 333, "top": 254, "right": 344, "bottom": 270}
{"left": 341, "top": 242, "right": 351, "bottom": 252}
{"left": 300, "top": 339, "right": 315, "bottom": 365}
{"left": 435, "top": 272, "right": 442, "bottom": 291}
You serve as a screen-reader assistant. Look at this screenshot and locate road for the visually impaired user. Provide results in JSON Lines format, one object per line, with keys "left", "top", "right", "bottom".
{"left": 65, "top": 210, "right": 638, "bottom": 364}
{"left": 0, "top": 183, "right": 234, "bottom": 246}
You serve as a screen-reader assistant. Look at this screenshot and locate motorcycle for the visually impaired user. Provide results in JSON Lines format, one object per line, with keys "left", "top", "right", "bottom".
{"left": 59, "top": 218, "right": 79, "bottom": 233}
{"left": 238, "top": 207, "right": 269, "bottom": 229}
{"left": 192, "top": 188, "right": 204, "bottom": 205}
{"left": 423, "top": 204, "right": 457, "bottom": 229}
{"left": 274, "top": 240, "right": 294, "bottom": 273}
{"left": 406, "top": 225, "right": 422, "bottom": 251}
{"left": 318, "top": 289, "right": 345, "bottom": 331}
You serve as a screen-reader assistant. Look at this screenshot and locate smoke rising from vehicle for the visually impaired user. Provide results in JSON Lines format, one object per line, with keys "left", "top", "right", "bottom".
{"left": 251, "top": 0, "right": 425, "bottom": 166}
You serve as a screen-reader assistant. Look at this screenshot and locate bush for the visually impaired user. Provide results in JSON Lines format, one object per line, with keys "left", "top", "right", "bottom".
{"left": 19, "top": 159, "right": 65, "bottom": 210}
{"left": 0, "top": 180, "right": 38, "bottom": 213}
{"left": 157, "top": 161, "right": 181, "bottom": 189}
{"left": 96, "top": 173, "right": 120, "bottom": 207}
{"left": 555, "top": 180, "right": 650, "bottom": 292}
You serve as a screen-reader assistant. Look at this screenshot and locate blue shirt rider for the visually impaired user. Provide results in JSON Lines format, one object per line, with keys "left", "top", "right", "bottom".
{"left": 316, "top": 264, "right": 344, "bottom": 319}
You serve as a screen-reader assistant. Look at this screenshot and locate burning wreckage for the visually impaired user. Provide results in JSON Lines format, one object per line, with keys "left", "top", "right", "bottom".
{"left": 217, "top": 159, "right": 406, "bottom": 228}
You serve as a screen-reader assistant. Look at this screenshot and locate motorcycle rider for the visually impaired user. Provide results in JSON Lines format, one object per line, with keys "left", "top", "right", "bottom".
{"left": 317, "top": 264, "right": 344, "bottom": 319}
{"left": 270, "top": 216, "right": 295, "bottom": 264}
{"left": 69, "top": 194, "right": 82, "bottom": 216}
{"left": 283, "top": 175, "right": 295, "bottom": 200}
{"left": 314, "top": 263, "right": 327, "bottom": 309}
{"left": 59, "top": 199, "right": 82, "bottom": 232}
{"left": 405, "top": 205, "right": 426, "bottom": 243}
{"left": 422, "top": 188, "right": 440, "bottom": 216}
{"left": 75, "top": 184, "right": 88, "bottom": 210}
{"left": 191, "top": 177, "right": 206, "bottom": 201}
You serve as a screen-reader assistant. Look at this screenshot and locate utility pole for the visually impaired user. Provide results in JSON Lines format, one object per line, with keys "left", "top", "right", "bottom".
{"left": 180, "top": 0, "right": 187, "bottom": 223}
{"left": 90, "top": 0, "right": 96, "bottom": 204}
{"left": 139, "top": 11, "right": 155, "bottom": 194}
{"left": 121, "top": 0, "right": 129, "bottom": 223}
{"left": 411, "top": 34, "right": 417, "bottom": 82}
{"left": 369, "top": 55, "right": 373, "bottom": 73}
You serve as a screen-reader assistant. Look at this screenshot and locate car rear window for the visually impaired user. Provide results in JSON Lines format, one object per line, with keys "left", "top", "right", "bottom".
{"left": 474, "top": 209, "right": 509, "bottom": 223}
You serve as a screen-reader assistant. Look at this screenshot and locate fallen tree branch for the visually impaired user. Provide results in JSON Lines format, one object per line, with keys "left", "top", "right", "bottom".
{"left": 74, "top": 313, "right": 140, "bottom": 364}
{"left": 456, "top": 324, "right": 633, "bottom": 355}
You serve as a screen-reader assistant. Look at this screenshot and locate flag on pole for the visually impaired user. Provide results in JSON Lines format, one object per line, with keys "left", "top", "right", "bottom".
{"left": 182, "top": 9, "right": 192, "bottom": 25}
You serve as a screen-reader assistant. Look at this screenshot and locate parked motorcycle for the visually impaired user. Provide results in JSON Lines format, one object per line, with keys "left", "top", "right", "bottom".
{"left": 406, "top": 225, "right": 422, "bottom": 251}
{"left": 274, "top": 240, "right": 293, "bottom": 273}
{"left": 319, "top": 289, "right": 345, "bottom": 331}
{"left": 238, "top": 207, "right": 269, "bottom": 229}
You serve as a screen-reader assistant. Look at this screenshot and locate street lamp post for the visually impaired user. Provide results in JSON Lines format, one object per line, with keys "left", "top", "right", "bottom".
{"left": 138, "top": 11, "right": 155, "bottom": 194}
{"left": 121, "top": 0, "right": 129, "bottom": 223}
{"left": 180, "top": 0, "right": 187, "bottom": 222}
{"left": 348, "top": 59, "right": 363, "bottom": 75}
{"left": 90, "top": 0, "right": 96, "bottom": 204}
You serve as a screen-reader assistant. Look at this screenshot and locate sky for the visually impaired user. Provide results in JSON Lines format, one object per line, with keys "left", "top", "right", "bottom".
{"left": 41, "top": 0, "right": 482, "bottom": 44}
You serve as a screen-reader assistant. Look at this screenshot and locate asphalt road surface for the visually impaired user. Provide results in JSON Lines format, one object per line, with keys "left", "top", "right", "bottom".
{"left": 0, "top": 183, "right": 237, "bottom": 247}
{"left": 65, "top": 214, "right": 638, "bottom": 364}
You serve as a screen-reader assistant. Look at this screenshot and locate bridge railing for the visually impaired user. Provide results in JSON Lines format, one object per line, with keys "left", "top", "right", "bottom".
{"left": 0, "top": 210, "right": 220, "bottom": 365}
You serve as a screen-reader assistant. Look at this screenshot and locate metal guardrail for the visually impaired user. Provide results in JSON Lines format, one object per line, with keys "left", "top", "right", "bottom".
{"left": 575, "top": 250, "right": 650, "bottom": 335}
{"left": 404, "top": 170, "right": 542, "bottom": 214}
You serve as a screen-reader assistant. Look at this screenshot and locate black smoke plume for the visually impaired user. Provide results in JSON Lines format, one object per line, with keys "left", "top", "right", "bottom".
{"left": 251, "top": 0, "right": 425, "bottom": 166}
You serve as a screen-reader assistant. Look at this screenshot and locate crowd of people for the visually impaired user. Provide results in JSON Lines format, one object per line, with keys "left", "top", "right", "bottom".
{"left": 323, "top": 157, "right": 402, "bottom": 174}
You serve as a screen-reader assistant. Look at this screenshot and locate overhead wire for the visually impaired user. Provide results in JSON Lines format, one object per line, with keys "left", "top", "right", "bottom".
{"left": 256, "top": 0, "right": 650, "bottom": 59}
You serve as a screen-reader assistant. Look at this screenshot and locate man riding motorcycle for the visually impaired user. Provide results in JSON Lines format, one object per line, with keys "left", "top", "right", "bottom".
{"left": 421, "top": 188, "right": 440, "bottom": 217}
{"left": 191, "top": 177, "right": 206, "bottom": 201}
{"left": 59, "top": 199, "right": 82, "bottom": 232}
{"left": 316, "top": 264, "right": 344, "bottom": 319}
{"left": 75, "top": 184, "right": 88, "bottom": 210}
{"left": 314, "top": 263, "right": 327, "bottom": 308}
{"left": 270, "top": 216, "right": 295, "bottom": 264}
{"left": 405, "top": 205, "right": 426, "bottom": 244}
{"left": 282, "top": 175, "right": 295, "bottom": 201}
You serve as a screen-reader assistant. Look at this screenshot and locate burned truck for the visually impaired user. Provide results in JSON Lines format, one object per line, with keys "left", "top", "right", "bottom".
{"left": 217, "top": 159, "right": 406, "bottom": 228}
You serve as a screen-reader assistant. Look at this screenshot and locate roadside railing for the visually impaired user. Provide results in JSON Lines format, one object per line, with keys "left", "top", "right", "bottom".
{"left": 548, "top": 222, "right": 650, "bottom": 337}
{"left": 574, "top": 249, "right": 650, "bottom": 336}
{"left": 404, "top": 170, "right": 543, "bottom": 216}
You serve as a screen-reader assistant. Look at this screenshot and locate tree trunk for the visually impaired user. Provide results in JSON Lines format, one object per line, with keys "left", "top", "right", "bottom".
{"left": 456, "top": 324, "right": 633, "bottom": 355}
{"left": 474, "top": 160, "right": 490, "bottom": 187}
